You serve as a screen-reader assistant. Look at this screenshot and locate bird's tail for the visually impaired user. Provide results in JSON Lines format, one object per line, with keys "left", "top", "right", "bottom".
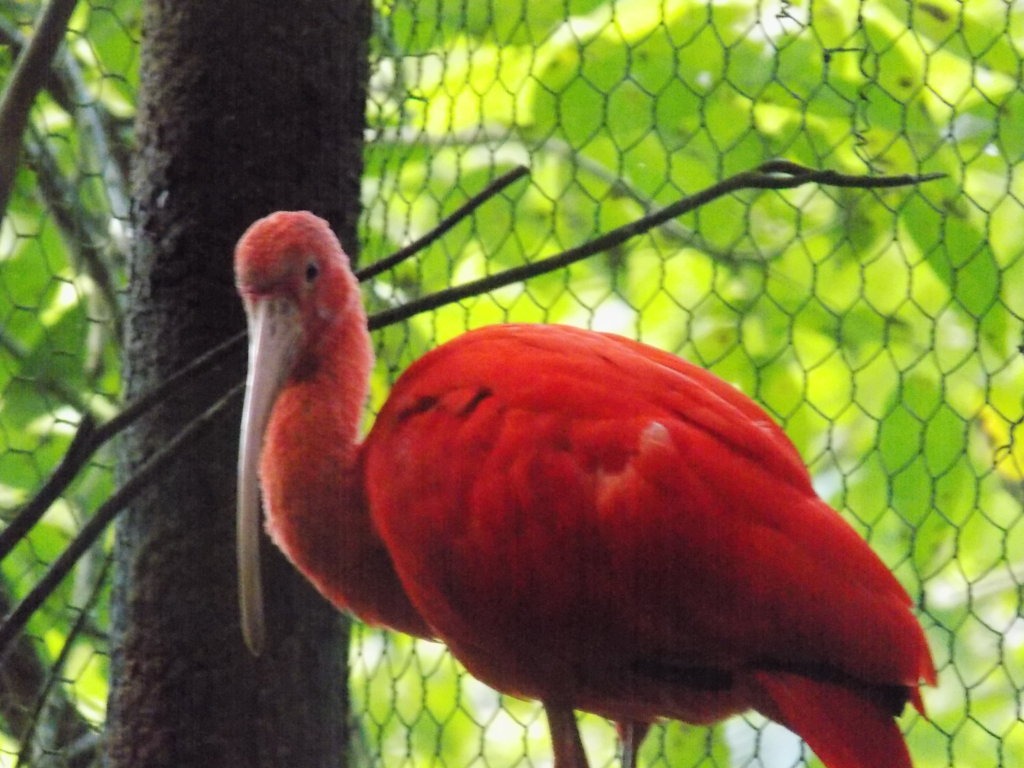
{"left": 752, "top": 670, "right": 915, "bottom": 768}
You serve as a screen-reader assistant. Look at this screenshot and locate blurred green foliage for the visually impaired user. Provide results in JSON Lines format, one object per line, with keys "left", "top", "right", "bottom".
{"left": 3, "top": 0, "right": 1024, "bottom": 766}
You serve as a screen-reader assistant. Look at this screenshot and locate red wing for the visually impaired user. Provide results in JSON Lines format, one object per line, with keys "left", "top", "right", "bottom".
{"left": 361, "top": 324, "right": 933, "bottom": 706}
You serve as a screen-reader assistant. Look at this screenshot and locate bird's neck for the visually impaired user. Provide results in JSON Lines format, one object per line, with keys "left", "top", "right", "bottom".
{"left": 259, "top": 314, "right": 433, "bottom": 638}
{"left": 259, "top": 300, "right": 371, "bottom": 575}
{"left": 261, "top": 289, "right": 370, "bottom": 513}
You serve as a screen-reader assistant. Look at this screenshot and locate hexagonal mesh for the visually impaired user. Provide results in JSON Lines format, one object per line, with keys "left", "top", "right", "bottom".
{"left": 2, "top": 1, "right": 1022, "bottom": 767}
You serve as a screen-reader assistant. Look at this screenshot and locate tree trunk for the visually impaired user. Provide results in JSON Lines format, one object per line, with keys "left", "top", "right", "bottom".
{"left": 107, "top": 2, "right": 371, "bottom": 766}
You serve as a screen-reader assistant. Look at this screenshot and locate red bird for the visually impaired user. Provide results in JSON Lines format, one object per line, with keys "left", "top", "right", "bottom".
{"left": 235, "top": 211, "right": 936, "bottom": 768}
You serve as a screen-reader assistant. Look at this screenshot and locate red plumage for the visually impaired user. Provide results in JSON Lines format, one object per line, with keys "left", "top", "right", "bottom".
{"left": 363, "top": 325, "right": 934, "bottom": 761}
{"left": 236, "top": 212, "right": 935, "bottom": 768}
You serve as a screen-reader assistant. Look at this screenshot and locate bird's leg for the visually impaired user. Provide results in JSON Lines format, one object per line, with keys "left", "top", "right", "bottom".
{"left": 615, "top": 720, "right": 651, "bottom": 768}
{"left": 545, "top": 704, "right": 590, "bottom": 768}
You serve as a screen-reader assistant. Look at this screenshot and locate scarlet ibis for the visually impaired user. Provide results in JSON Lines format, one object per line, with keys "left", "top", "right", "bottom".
{"left": 235, "top": 211, "right": 935, "bottom": 768}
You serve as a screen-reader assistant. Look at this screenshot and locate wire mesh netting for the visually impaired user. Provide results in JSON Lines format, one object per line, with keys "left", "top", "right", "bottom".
{"left": 2, "top": 0, "right": 1023, "bottom": 766}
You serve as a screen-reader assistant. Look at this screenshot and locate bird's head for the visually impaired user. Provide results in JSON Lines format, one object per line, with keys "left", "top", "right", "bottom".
{"left": 234, "top": 211, "right": 361, "bottom": 371}
{"left": 233, "top": 211, "right": 365, "bottom": 656}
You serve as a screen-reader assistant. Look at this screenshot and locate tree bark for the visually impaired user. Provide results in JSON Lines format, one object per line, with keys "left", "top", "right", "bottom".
{"left": 108, "top": 2, "right": 371, "bottom": 766}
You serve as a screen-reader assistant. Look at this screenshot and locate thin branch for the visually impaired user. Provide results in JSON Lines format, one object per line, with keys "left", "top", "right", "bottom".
{"left": 756, "top": 159, "right": 945, "bottom": 188}
{"left": 25, "top": 125, "right": 123, "bottom": 332}
{"left": 0, "top": 330, "right": 246, "bottom": 563}
{"left": 0, "top": 0, "right": 81, "bottom": 217}
{"left": 0, "top": 381, "right": 245, "bottom": 664}
{"left": 369, "top": 161, "right": 945, "bottom": 328}
{"left": 538, "top": 135, "right": 760, "bottom": 262}
{"left": 0, "top": 15, "right": 74, "bottom": 114}
{"left": 0, "top": 416, "right": 95, "bottom": 562}
{"left": 0, "top": 13, "right": 132, "bottom": 223}
{"left": 356, "top": 165, "right": 529, "bottom": 281}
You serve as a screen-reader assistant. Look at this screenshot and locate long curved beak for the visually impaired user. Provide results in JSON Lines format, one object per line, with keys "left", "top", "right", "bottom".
{"left": 237, "top": 297, "right": 300, "bottom": 656}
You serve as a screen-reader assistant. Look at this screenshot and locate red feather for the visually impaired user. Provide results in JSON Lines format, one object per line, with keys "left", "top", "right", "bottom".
{"left": 754, "top": 671, "right": 915, "bottom": 768}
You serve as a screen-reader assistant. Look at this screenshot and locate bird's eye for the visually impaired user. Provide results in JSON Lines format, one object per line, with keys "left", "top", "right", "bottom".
{"left": 305, "top": 261, "right": 320, "bottom": 283}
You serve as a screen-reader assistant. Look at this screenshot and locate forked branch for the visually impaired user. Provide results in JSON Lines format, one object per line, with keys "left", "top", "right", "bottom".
{"left": 369, "top": 161, "right": 944, "bottom": 327}
{"left": 356, "top": 165, "right": 530, "bottom": 281}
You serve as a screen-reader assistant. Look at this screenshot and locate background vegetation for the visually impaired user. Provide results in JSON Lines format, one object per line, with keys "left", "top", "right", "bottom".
{"left": 2, "top": 0, "right": 1022, "bottom": 766}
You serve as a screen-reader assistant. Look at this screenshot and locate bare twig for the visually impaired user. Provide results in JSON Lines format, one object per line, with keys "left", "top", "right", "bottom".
{"left": 536, "top": 135, "right": 759, "bottom": 262}
{"left": 0, "top": 15, "right": 74, "bottom": 114}
{"left": 0, "top": 13, "right": 132, "bottom": 223}
{"left": 0, "top": 0, "right": 81, "bottom": 216}
{"left": 369, "top": 161, "right": 945, "bottom": 328}
{"left": 0, "top": 416, "right": 96, "bottom": 561}
{"left": 356, "top": 165, "right": 529, "bottom": 281}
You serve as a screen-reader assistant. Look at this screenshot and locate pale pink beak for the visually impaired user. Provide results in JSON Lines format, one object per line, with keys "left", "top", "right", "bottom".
{"left": 237, "top": 297, "right": 301, "bottom": 655}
